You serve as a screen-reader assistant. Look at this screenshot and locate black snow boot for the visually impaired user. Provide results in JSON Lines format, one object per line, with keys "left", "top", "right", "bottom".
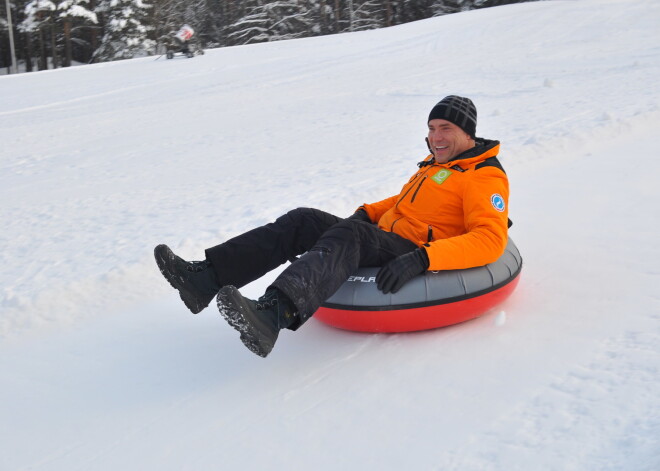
{"left": 216, "top": 286, "right": 298, "bottom": 358}
{"left": 154, "top": 244, "right": 220, "bottom": 314}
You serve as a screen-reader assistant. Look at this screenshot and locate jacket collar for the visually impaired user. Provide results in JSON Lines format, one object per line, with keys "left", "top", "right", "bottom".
{"left": 419, "top": 138, "right": 500, "bottom": 168}
{"left": 448, "top": 138, "right": 500, "bottom": 164}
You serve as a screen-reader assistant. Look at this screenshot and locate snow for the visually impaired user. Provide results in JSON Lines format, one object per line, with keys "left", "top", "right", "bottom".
{"left": 1, "top": 0, "right": 659, "bottom": 469}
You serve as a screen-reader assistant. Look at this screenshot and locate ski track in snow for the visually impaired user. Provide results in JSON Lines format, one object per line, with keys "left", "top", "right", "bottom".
{"left": 1, "top": 0, "right": 660, "bottom": 469}
{"left": 442, "top": 330, "right": 660, "bottom": 471}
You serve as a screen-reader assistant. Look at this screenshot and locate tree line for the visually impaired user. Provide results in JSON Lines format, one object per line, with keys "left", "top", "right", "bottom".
{"left": 1, "top": 0, "right": 532, "bottom": 72}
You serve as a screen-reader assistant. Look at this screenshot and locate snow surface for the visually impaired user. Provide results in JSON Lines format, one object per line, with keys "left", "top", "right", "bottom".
{"left": 1, "top": 0, "right": 659, "bottom": 469}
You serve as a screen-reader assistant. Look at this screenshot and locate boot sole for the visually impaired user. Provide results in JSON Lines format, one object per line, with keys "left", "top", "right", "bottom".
{"left": 154, "top": 244, "right": 210, "bottom": 314}
{"left": 216, "top": 286, "right": 276, "bottom": 358}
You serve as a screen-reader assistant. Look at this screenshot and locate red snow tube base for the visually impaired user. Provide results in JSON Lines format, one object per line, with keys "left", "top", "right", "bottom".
{"left": 314, "top": 238, "right": 522, "bottom": 333}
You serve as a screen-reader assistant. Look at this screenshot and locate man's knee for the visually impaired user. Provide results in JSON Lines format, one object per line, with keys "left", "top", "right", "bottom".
{"left": 314, "top": 218, "right": 366, "bottom": 246}
{"left": 336, "top": 217, "right": 375, "bottom": 233}
{"left": 273, "top": 207, "right": 311, "bottom": 227}
{"left": 285, "top": 207, "right": 317, "bottom": 221}
{"left": 281, "top": 207, "right": 339, "bottom": 228}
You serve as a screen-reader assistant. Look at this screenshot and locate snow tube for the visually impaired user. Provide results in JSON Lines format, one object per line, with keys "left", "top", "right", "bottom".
{"left": 314, "top": 238, "right": 522, "bottom": 333}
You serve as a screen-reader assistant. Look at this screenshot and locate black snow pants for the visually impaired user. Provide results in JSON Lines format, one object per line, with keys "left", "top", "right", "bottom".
{"left": 205, "top": 207, "right": 418, "bottom": 329}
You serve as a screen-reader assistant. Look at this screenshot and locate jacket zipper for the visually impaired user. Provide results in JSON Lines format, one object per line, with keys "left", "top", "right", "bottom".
{"left": 410, "top": 176, "right": 427, "bottom": 203}
{"left": 396, "top": 167, "right": 432, "bottom": 208}
{"left": 427, "top": 225, "right": 433, "bottom": 242}
{"left": 396, "top": 174, "right": 422, "bottom": 207}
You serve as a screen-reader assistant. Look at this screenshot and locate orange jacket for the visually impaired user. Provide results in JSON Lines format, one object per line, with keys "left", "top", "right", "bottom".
{"left": 360, "top": 139, "right": 509, "bottom": 271}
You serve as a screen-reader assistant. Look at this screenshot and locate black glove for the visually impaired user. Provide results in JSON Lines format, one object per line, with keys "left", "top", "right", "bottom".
{"left": 376, "top": 248, "right": 430, "bottom": 294}
{"left": 346, "top": 208, "right": 372, "bottom": 223}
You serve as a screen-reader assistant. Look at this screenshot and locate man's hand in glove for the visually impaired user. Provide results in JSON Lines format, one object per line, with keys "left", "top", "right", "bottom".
{"left": 376, "top": 248, "right": 430, "bottom": 294}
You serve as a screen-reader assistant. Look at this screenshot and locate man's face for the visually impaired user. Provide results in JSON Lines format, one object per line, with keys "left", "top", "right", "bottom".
{"left": 427, "top": 119, "right": 474, "bottom": 163}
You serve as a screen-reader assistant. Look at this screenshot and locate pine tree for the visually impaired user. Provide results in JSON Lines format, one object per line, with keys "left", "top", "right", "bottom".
{"left": 431, "top": 0, "right": 468, "bottom": 15}
{"left": 1, "top": 0, "right": 14, "bottom": 70}
{"left": 56, "top": 0, "right": 98, "bottom": 65}
{"left": 20, "top": 0, "right": 60, "bottom": 69}
{"left": 94, "top": 0, "right": 154, "bottom": 61}
{"left": 389, "top": 0, "right": 432, "bottom": 25}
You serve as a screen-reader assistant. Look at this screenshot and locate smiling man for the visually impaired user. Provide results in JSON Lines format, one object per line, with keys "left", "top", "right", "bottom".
{"left": 369, "top": 95, "right": 509, "bottom": 274}
{"left": 155, "top": 95, "right": 510, "bottom": 357}
{"left": 427, "top": 99, "right": 476, "bottom": 163}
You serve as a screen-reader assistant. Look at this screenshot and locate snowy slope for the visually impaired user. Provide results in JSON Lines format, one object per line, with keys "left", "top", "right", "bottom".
{"left": 1, "top": 0, "right": 659, "bottom": 469}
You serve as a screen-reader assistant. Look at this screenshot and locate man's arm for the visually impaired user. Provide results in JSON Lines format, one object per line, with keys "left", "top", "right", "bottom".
{"left": 359, "top": 195, "right": 398, "bottom": 224}
{"left": 425, "top": 167, "right": 509, "bottom": 270}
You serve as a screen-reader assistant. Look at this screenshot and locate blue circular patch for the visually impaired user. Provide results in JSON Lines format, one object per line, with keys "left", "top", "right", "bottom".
{"left": 491, "top": 193, "right": 505, "bottom": 212}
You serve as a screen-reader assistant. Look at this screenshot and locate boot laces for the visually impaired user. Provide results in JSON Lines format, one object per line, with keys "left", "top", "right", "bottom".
{"left": 260, "top": 291, "right": 298, "bottom": 321}
{"left": 185, "top": 260, "right": 211, "bottom": 273}
{"left": 255, "top": 295, "right": 278, "bottom": 311}
{"left": 255, "top": 292, "right": 297, "bottom": 330}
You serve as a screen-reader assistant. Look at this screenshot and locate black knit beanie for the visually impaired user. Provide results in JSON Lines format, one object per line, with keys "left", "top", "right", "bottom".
{"left": 428, "top": 95, "right": 477, "bottom": 139}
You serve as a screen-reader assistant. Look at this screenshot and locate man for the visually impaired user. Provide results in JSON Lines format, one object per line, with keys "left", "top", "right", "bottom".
{"left": 155, "top": 95, "right": 510, "bottom": 358}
